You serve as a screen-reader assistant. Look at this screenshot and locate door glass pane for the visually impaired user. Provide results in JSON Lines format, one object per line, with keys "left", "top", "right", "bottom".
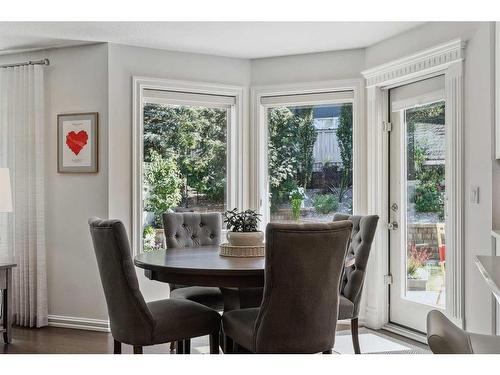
{"left": 404, "top": 101, "right": 445, "bottom": 307}
{"left": 142, "top": 103, "right": 227, "bottom": 251}
{"left": 267, "top": 103, "right": 353, "bottom": 222}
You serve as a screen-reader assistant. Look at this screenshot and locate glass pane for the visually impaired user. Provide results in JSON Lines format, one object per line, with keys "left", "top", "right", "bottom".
{"left": 404, "top": 101, "right": 445, "bottom": 308}
{"left": 142, "top": 103, "right": 227, "bottom": 251}
{"left": 267, "top": 103, "right": 353, "bottom": 222}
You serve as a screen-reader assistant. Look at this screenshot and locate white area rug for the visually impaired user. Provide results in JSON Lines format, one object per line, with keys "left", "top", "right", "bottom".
{"left": 188, "top": 328, "right": 430, "bottom": 354}
{"left": 333, "top": 329, "right": 429, "bottom": 354}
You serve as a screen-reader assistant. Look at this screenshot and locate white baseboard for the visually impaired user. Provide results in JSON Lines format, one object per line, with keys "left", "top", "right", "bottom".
{"left": 48, "top": 315, "right": 110, "bottom": 333}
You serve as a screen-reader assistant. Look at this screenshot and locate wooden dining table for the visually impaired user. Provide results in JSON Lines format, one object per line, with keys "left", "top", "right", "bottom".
{"left": 134, "top": 245, "right": 266, "bottom": 310}
{"left": 135, "top": 245, "right": 265, "bottom": 352}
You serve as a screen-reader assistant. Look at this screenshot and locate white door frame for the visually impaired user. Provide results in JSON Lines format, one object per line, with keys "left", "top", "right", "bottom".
{"left": 250, "top": 79, "right": 367, "bottom": 223}
{"left": 361, "top": 39, "right": 466, "bottom": 330}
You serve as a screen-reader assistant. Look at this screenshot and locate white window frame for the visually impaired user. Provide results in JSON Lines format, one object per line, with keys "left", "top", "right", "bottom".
{"left": 250, "top": 79, "right": 366, "bottom": 227}
{"left": 132, "top": 77, "right": 245, "bottom": 255}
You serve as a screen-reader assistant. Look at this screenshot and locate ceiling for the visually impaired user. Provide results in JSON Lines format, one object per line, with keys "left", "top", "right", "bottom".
{"left": 0, "top": 22, "right": 424, "bottom": 59}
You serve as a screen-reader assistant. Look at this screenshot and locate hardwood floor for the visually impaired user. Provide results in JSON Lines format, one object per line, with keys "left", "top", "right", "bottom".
{"left": 0, "top": 326, "right": 179, "bottom": 354}
{"left": 0, "top": 324, "right": 348, "bottom": 354}
{"left": 1, "top": 323, "right": 427, "bottom": 354}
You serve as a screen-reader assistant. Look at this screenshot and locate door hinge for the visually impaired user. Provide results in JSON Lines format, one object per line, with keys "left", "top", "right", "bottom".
{"left": 383, "top": 121, "right": 392, "bottom": 132}
{"left": 384, "top": 274, "right": 393, "bottom": 285}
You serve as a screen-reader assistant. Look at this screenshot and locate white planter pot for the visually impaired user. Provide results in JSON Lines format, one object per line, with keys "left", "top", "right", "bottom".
{"left": 226, "top": 231, "right": 264, "bottom": 247}
{"left": 407, "top": 278, "right": 427, "bottom": 291}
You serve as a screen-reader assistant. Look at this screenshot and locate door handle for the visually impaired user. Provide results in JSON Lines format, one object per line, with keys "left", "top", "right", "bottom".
{"left": 387, "top": 221, "right": 399, "bottom": 230}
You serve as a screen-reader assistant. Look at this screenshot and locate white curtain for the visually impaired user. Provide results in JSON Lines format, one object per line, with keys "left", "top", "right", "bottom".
{"left": 0, "top": 64, "right": 48, "bottom": 328}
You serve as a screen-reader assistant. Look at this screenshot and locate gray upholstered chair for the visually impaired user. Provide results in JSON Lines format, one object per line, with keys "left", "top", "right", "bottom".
{"left": 427, "top": 310, "right": 500, "bottom": 354}
{"left": 333, "top": 213, "right": 379, "bottom": 354}
{"left": 222, "top": 221, "right": 352, "bottom": 354}
{"left": 162, "top": 212, "right": 224, "bottom": 311}
{"left": 88, "top": 217, "right": 221, "bottom": 354}
{"left": 163, "top": 212, "right": 225, "bottom": 351}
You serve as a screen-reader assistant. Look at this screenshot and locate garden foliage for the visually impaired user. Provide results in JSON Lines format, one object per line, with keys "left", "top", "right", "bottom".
{"left": 143, "top": 104, "right": 227, "bottom": 226}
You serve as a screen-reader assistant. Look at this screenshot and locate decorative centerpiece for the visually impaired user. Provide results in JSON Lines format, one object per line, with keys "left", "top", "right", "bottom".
{"left": 219, "top": 208, "right": 265, "bottom": 257}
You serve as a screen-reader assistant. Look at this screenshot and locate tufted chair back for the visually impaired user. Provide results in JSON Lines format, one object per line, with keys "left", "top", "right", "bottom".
{"left": 163, "top": 212, "right": 222, "bottom": 292}
{"left": 88, "top": 218, "right": 155, "bottom": 345}
{"left": 333, "top": 213, "right": 379, "bottom": 316}
{"left": 254, "top": 221, "right": 352, "bottom": 353}
{"left": 162, "top": 212, "right": 222, "bottom": 249}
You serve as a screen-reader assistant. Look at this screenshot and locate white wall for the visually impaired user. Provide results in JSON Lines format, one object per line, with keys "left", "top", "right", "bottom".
{"left": 1, "top": 43, "right": 252, "bottom": 323}
{"left": 107, "top": 44, "right": 252, "bottom": 301}
{"left": 251, "top": 48, "right": 365, "bottom": 85}
{"left": 0, "top": 43, "right": 110, "bottom": 321}
{"left": 365, "top": 22, "right": 496, "bottom": 334}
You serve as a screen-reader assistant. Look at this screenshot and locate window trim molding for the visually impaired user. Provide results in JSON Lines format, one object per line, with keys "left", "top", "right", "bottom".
{"left": 361, "top": 39, "right": 465, "bottom": 330}
{"left": 132, "top": 77, "right": 245, "bottom": 255}
{"left": 250, "top": 79, "right": 366, "bottom": 226}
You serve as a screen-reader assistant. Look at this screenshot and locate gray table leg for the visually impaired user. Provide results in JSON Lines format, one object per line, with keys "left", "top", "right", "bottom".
{"left": 220, "top": 287, "right": 263, "bottom": 312}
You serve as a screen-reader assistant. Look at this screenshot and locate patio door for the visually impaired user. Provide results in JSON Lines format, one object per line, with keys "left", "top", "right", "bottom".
{"left": 388, "top": 76, "right": 447, "bottom": 333}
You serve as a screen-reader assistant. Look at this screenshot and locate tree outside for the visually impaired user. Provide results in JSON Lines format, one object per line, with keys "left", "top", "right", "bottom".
{"left": 142, "top": 103, "right": 227, "bottom": 250}
{"left": 140, "top": 101, "right": 355, "bottom": 250}
{"left": 268, "top": 103, "right": 353, "bottom": 222}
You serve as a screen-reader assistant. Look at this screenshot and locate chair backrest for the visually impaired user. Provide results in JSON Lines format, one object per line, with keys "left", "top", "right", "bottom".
{"left": 254, "top": 221, "right": 352, "bottom": 353}
{"left": 88, "top": 218, "right": 154, "bottom": 345}
{"left": 162, "top": 212, "right": 222, "bottom": 249}
{"left": 427, "top": 309, "right": 500, "bottom": 354}
{"left": 427, "top": 310, "right": 472, "bottom": 354}
{"left": 333, "top": 213, "right": 379, "bottom": 315}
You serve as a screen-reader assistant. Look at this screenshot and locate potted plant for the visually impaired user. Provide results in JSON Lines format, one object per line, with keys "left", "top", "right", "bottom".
{"left": 407, "top": 245, "right": 431, "bottom": 291}
{"left": 223, "top": 208, "right": 263, "bottom": 247}
{"left": 289, "top": 187, "right": 306, "bottom": 221}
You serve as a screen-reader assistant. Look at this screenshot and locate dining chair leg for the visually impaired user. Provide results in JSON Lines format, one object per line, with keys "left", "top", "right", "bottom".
{"left": 224, "top": 335, "right": 234, "bottom": 354}
{"left": 233, "top": 343, "right": 252, "bottom": 353}
{"left": 176, "top": 340, "right": 184, "bottom": 354}
{"left": 233, "top": 343, "right": 243, "bottom": 353}
{"left": 209, "top": 331, "right": 220, "bottom": 354}
{"left": 219, "top": 330, "right": 225, "bottom": 352}
{"left": 133, "top": 346, "right": 143, "bottom": 354}
{"left": 170, "top": 341, "right": 175, "bottom": 352}
{"left": 184, "top": 339, "right": 191, "bottom": 354}
{"left": 351, "top": 318, "right": 361, "bottom": 354}
{"left": 322, "top": 349, "right": 332, "bottom": 354}
{"left": 113, "top": 339, "right": 122, "bottom": 354}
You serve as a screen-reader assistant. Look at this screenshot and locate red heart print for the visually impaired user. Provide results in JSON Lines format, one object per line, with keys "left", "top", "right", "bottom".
{"left": 66, "top": 130, "right": 89, "bottom": 155}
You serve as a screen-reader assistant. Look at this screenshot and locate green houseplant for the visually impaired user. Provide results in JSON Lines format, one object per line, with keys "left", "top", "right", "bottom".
{"left": 223, "top": 208, "right": 263, "bottom": 247}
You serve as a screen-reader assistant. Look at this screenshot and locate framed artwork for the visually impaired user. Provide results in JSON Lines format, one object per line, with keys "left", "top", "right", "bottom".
{"left": 57, "top": 112, "right": 98, "bottom": 173}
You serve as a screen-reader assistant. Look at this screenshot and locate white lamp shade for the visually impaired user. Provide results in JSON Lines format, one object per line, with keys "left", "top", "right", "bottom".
{"left": 0, "top": 168, "right": 13, "bottom": 213}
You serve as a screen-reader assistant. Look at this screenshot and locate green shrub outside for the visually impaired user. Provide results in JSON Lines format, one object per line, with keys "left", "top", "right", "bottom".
{"left": 313, "top": 194, "right": 339, "bottom": 214}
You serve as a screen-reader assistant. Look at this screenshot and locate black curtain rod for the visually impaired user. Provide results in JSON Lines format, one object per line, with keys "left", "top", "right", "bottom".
{"left": 0, "top": 58, "right": 50, "bottom": 69}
